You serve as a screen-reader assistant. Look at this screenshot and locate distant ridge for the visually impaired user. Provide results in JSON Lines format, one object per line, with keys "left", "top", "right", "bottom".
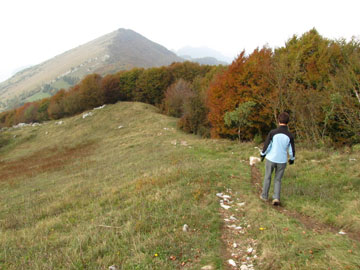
{"left": 179, "top": 55, "right": 228, "bottom": 66}
{"left": 0, "top": 28, "right": 183, "bottom": 111}
{"left": 176, "top": 46, "right": 232, "bottom": 64}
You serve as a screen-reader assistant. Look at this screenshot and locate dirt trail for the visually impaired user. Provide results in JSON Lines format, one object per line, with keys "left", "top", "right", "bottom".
{"left": 250, "top": 165, "right": 360, "bottom": 242}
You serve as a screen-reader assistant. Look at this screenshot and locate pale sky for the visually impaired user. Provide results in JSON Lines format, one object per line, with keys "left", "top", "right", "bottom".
{"left": 0, "top": 0, "right": 359, "bottom": 83}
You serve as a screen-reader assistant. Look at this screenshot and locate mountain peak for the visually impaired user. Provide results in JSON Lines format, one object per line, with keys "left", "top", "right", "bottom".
{"left": 0, "top": 29, "right": 183, "bottom": 111}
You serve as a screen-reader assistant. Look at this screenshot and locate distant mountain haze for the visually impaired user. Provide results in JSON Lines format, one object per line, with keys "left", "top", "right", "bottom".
{"left": 179, "top": 55, "right": 228, "bottom": 66}
{"left": 0, "top": 29, "right": 183, "bottom": 111}
{"left": 176, "top": 46, "right": 233, "bottom": 63}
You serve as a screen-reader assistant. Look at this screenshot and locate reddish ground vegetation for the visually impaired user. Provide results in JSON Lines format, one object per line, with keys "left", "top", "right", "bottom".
{"left": 0, "top": 142, "right": 96, "bottom": 182}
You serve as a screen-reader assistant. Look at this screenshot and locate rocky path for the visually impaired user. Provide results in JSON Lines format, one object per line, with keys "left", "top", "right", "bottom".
{"left": 216, "top": 190, "right": 260, "bottom": 270}
{"left": 216, "top": 163, "right": 359, "bottom": 270}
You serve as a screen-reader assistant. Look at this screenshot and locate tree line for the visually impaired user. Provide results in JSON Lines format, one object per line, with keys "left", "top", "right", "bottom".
{"left": 207, "top": 29, "right": 360, "bottom": 146}
{"left": 1, "top": 29, "right": 359, "bottom": 146}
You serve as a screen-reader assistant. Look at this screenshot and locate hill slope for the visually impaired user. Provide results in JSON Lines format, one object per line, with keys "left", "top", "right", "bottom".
{"left": 0, "top": 102, "right": 359, "bottom": 269}
{"left": 0, "top": 29, "right": 183, "bottom": 111}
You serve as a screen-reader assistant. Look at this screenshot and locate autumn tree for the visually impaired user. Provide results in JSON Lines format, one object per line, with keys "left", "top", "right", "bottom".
{"left": 78, "top": 74, "right": 104, "bottom": 110}
{"left": 47, "top": 89, "right": 66, "bottom": 119}
{"left": 101, "top": 74, "right": 126, "bottom": 104}
{"left": 207, "top": 48, "right": 274, "bottom": 140}
{"left": 163, "top": 79, "right": 194, "bottom": 117}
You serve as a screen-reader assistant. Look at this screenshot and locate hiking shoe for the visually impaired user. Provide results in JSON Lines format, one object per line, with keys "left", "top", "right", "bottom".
{"left": 259, "top": 195, "right": 267, "bottom": 202}
{"left": 272, "top": 199, "right": 280, "bottom": 206}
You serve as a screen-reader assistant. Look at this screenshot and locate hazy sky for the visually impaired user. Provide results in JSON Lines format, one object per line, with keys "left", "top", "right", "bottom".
{"left": 0, "top": 0, "right": 359, "bottom": 83}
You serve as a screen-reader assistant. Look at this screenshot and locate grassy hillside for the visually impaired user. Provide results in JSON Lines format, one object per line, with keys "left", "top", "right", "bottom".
{"left": 0, "top": 102, "right": 359, "bottom": 269}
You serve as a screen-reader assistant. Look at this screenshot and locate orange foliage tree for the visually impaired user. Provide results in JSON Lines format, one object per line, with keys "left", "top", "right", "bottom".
{"left": 207, "top": 48, "right": 274, "bottom": 140}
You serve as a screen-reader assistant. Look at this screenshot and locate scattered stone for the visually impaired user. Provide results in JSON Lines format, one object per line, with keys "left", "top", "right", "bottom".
{"left": 13, "top": 123, "right": 28, "bottom": 129}
{"left": 247, "top": 247, "right": 254, "bottom": 254}
{"left": 201, "top": 265, "right": 214, "bottom": 270}
{"left": 171, "top": 140, "right": 177, "bottom": 146}
{"left": 55, "top": 121, "right": 64, "bottom": 125}
{"left": 94, "top": 104, "right": 106, "bottom": 110}
{"left": 240, "top": 265, "right": 249, "bottom": 270}
{"left": 237, "top": 202, "right": 246, "bottom": 207}
{"left": 108, "top": 265, "right": 119, "bottom": 270}
{"left": 182, "top": 224, "right": 189, "bottom": 232}
{"left": 118, "top": 125, "right": 124, "bottom": 129}
{"left": 163, "top": 127, "right": 170, "bottom": 130}
{"left": 220, "top": 203, "right": 231, "bottom": 210}
{"left": 249, "top": 156, "right": 261, "bottom": 166}
{"left": 233, "top": 243, "right": 238, "bottom": 248}
{"left": 339, "top": 230, "right": 347, "bottom": 235}
{"left": 216, "top": 193, "right": 231, "bottom": 199}
{"left": 32, "top": 123, "right": 41, "bottom": 127}
{"left": 228, "top": 259, "right": 237, "bottom": 267}
{"left": 13, "top": 135, "right": 17, "bottom": 138}
{"left": 45, "top": 131, "right": 49, "bottom": 135}
{"left": 180, "top": 140, "right": 188, "bottom": 146}
{"left": 349, "top": 158, "right": 357, "bottom": 161}
{"left": 82, "top": 112, "right": 93, "bottom": 119}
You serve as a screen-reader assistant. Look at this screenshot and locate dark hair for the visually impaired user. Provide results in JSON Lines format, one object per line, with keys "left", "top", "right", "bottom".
{"left": 278, "top": 112, "right": 290, "bottom": 124}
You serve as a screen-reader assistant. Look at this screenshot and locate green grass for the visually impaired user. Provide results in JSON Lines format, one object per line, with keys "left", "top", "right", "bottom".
{"left": 50, "top": 78, "right": 73, "bottom": 90}
{"left": 0, "top": 102, "right": 359, "bottom": 269}
{"left": 268, "top": 146, "right": 360, "bottom": 232}
{"left": 25, "top": 91, "right": 51, "bottom": 102}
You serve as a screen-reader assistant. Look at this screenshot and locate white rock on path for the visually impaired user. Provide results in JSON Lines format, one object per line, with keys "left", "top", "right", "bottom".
{"left": 249, "top": 156, "right": 261, "bottom": 166}
{"left": 220, "top": 203, "right": 231, "bottom": 210}
{"left": 201, "top": 265, "right": 214, "bottom": 270}
{"left": 228, "top": 259, "right": 237, "bottom": 267}
{"left": 216, "top": 193, "right": 231, "bottom": 199}
{"left": 216, "top": 192, "right": 224, "bottom": 198}
{"left": 240, "top": 265, "right": 249, "bottom": 270}
{"left": 182, "top": 224, "right": 189, "bottom": 232}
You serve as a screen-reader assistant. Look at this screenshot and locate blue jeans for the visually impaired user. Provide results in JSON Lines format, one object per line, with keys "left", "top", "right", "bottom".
{"left": 261, "top": 159, "right": 287, "bottom": 200}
